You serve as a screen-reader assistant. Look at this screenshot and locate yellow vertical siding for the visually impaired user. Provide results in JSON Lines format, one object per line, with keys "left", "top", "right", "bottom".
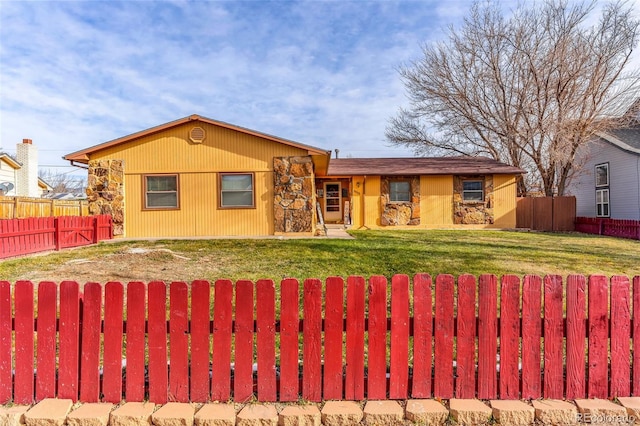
{"left": 362, "top": 176, "right": 381, "bottom": 228}
{"left": 493, "top": 175, "right": 518, "bottom": 228}
{"left": 92, "top": 121, "right": 310, "bottom": 237}
{"left": 421, "top": 175, "right": 454, "bottom": 226}
{"left": 349, "top": 176, "right": 365, "bottom": 227}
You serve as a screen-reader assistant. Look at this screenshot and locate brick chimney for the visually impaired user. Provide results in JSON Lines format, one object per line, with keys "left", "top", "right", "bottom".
{"left": 16, "top": 139, "right": 40, "bottom": 197}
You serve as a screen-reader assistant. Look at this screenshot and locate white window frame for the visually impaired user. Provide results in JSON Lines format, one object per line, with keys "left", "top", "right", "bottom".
{"left": 596, "top": 188, "right": 610, "bottom": 218}
{"left": 595, "top": 163, "right": 609, "bottom": 187}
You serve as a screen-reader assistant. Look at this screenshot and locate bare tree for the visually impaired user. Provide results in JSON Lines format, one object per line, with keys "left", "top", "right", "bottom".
{"left": 39, "top": 169, "right": 86, "bottom": 194}
{"left": 386, "top": 0, "right": 640, "bottom": 196}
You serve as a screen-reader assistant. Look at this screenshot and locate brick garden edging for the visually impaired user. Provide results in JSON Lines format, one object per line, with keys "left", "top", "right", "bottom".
{"left": 3, "top": 397, "right": 640, "bottom": 426}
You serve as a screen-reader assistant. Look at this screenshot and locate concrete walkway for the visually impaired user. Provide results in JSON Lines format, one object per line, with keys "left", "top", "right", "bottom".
{"left": 323, "top": 224, "right": 354, "bottom": 239}
{"left": 3, "top": 397, "right": 639, "bottom": 426}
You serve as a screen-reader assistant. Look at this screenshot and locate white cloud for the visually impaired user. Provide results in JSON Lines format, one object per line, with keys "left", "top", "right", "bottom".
{"left": 2, "top": 0, "right": 638, "bottom": 173}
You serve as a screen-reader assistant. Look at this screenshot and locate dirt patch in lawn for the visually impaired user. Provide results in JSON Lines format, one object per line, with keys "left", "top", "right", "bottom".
{"left": 24, "top": 246, "right": 227, "bottom": 284}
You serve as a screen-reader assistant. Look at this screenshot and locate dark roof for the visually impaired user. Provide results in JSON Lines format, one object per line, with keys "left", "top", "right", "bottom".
{"left": 606, "top": 123, "right": 640, "bottom": 151}
{"left": 326, "top": 157, "right": 525, "bottom": 176}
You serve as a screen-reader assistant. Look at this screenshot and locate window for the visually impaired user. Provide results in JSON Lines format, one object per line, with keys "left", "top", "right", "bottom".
{"left": 595, "top": 163, "right": 610, "bottom": 217}
{"left": 390, "top": 180, "right": 411, "bottom": 202}
{"left": 462, "top": 180, "right": 484, "bottom": 201}
{"left": 219, "top": 173, "right": 254, "bottom": 208}
{"left": 595, "top": 163, "right": 609, "bottom": 187}
{"left": 144, "top": 175, "right": 179, "bottom": 209}
{"left": 596, "top": 189, "right": 610, "bottom": 217}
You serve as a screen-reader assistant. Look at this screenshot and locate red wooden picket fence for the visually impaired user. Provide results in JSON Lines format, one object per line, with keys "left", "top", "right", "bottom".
{"left": 575, "top": 216, "right": 640, "bottom": 240}
{"left": 0, "top": 274, "right": 638, "bottom": 405}
{"left": 0, "top": 215, "right": 113, "bottom": 259}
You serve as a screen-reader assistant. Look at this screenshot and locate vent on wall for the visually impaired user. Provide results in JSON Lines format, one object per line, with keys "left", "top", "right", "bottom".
{"left": 189, "top": 127, "right": 206, "bottom": 144}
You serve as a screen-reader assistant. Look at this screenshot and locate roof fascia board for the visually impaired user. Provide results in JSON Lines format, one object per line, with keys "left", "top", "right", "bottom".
{"left": 64, "top": 115, "right": 329, "bottom": 162}
{"left": 595, "top": 131, "right": 640, "bottom": 155}
{"left": 0, "top": 154, "right": 21, "bottom": 169}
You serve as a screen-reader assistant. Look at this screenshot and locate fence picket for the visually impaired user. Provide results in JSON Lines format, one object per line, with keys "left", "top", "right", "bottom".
{"left": 58, "top": 281, "right": 80, "bottom": 401}
{"left": 0, "top": 221, "right": 6, "bottom": 255}
{"left": 478, "top": 274, "right": 497, "bottom": 400}
{"left": 80, "top": 282, "right": 102, "bottom": 402}
{"left": 190, "top": 280, "right": 211, "bottom": 402}
{"left": 234, "top": 280, "right": 254, "bottom": 402}
{"left": 257, "top": 279, "right": 276, "bottom": 401}
{"left": 610, "top": 276, "right": 631, "bottom": 397}
{"left": 389, "top": 274, "right": 409, "bottom": 399}
{"left": 212, "top": 280, "right": 233, "bottom": 401}
{"left": 368, "top": 275, "right": 388, "bottom": 400}
{"left": 36, "top": 281, "right": 57, "bottom": 401}
{"left": 303, "top": 278, "right": 322, "bottom": 402}
{"left": 169, "top": 282, "right": 189, "bottom": 402}
{"left": 323, "top": 277, "right": 344, "bottom": 400}
{"left": 0, "top": 281, "right": 11, "bottom": 403}
{"left": 411, "top": 274, "right": 432, "bottom": 398}
{"left": 500, "top": 275, "right": 520, "bottom": 399}
{"left": 521, "top": 275, "right": 542, "bottom": 399}
{"left": 456, "top": 274, "right": 476, "bottom": 399}
{"left": 588, "top": 275, "right": 608, "bottom": 398}
{"left": 345, "top": 276, "right": 365, "bottom": 400}
{"left": 434, "top": 274, "right": 454, "bottom": 399}
{"left": 148, "top": 281, "right": 168, "bottom": 403}
{"left": 565, "top": 275, "right": 586, "bottom": 399}
{"left": 103, "top": 282, "right": 124, "bottom": 403}
{"left": 126, "top": 282, "right": 146, "bottom": 401}
{"left": 543, "top": 275, "right": 563, "bottom": 399}
{"left": 14, "top": 281, "right": 34, "bottom": 404}
{"left": 279, "top": 278, "right": 300, "bottom": 401}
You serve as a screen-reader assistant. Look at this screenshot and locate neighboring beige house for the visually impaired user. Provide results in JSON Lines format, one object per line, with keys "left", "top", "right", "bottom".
{"left": 0, "top": 139, "right": 51, "bottom": 196}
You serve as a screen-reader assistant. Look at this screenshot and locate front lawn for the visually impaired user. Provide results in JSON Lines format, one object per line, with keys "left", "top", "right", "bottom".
{"left": 1, "top": 230, "right": 638, "bottom": 283}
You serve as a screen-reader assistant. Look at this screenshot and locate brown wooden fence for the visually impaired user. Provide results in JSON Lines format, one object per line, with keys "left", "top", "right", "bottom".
{"left": 1, "top": 274, "right": 638, "bottom": 404}
{"left": 0, "top": 196, "right": 89, "bottom": 219}
{"left": 516, "top": 196, "right": 576, "bottom": 231}
{"left": 0, "top": 215, "right": 113, "bottom": 258}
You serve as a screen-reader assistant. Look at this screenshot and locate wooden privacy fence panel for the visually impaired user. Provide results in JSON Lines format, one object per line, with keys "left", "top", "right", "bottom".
{"left": 0, "top": 215, "right": 112, "bottom": 258}
{"left": 516, "top": 196, "right": 576, "bottom": 231}
{"left": 0, "top": 196, "right": 89, "bottom": 219}
{"left": 0, "top": 274, "right": 638, "bottom": 405}
{"left": 575, "top": 217, "right": 640, "bottom": 240}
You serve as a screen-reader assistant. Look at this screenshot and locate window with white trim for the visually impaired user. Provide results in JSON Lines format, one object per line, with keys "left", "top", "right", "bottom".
{"left": 144, "top": 174, "right": 179, "bottom": 209}
{"left": 596, "top": 189, "right": 610, "bottom": 217}
{"left": 462, "top": 180, "right": 484, "bottom": 202}
{"left": 219, "top": 173, "right": 255, "bottom": 208}
{"left": 594, "top": 163, "right": 610, "bottom": 217}
{"left": 595, "top": 163, "right": 609, "bottom": 187}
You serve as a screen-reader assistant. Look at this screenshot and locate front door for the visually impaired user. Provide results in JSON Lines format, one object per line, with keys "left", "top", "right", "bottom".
{"left": 324, "top": 182, "right": 342, "bottom": 222}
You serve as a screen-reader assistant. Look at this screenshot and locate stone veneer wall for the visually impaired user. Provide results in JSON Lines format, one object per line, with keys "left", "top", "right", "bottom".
{"left": 273, "top": 156, "right": 316, "bottom": 234}
{"left": 87, "top": 160, "right": 125, "bottom": 235}
{"left": 453, "top": 175, "right": 494, "bottom": 224}
{"left": 380, "top": 176, "right": 420, "bottom": 226}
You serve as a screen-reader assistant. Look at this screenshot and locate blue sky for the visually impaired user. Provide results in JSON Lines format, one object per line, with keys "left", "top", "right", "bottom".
{"left": 1, "top": 1, "right": 638, "bottom": 182}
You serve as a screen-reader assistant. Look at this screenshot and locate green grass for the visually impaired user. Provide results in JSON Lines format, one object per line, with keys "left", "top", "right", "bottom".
{"left": 1, "top": 230, "right": 639, "bottom": 283}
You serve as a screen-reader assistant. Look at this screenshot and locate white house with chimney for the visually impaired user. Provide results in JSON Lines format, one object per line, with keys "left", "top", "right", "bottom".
{"left": 0, "top": 139, "right": 52, "bottom": 196}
